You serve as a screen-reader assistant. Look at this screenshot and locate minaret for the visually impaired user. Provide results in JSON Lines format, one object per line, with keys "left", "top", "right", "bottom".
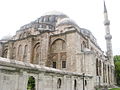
{"left": 104, "top": 1, "right": 114, "bottom": 66}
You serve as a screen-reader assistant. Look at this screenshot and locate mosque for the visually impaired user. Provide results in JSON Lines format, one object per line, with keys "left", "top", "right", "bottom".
{"left": 0, "top": 1, "right": 115, "bottom": 90}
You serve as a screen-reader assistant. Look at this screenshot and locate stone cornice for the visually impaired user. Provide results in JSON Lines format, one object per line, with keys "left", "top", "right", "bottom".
{"left": 0, "top": 57, "right": 93, "bottom": 78}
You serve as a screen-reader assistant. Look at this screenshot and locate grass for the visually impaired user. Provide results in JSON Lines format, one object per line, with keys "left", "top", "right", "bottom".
{"left": 109, "top": 88, "right": 120, "bottom": 90}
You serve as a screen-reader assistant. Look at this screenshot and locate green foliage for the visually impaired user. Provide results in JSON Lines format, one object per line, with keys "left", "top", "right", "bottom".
{"left": 109, "top": 88, "right": 120, "bottom": 90}
{"left": 114, "top": 55, "right": 120, "bottom": 85}
{"left": 27, "top": 76, "right": 35, "bottom": 90}
{"left": 114, "top": 55, "right": 120, "bottom": 62}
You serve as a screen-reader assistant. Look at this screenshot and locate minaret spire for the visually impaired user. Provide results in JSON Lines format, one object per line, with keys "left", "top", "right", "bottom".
{"left": 104, "top": 1, "right": 107, "bottom": 13}
{"left": 104, "top": 0, "right": 114, "bottom": 66}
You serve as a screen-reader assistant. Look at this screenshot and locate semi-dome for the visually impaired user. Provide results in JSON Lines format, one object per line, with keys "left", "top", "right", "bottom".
{"left": 1, "top": 35, "right": 12, "bottom": 41}
{"left": 80, "top": 28, "right": 98, "bottom": 46}
{"left": 56, "top": 18, "right": 78, "bottom": 27}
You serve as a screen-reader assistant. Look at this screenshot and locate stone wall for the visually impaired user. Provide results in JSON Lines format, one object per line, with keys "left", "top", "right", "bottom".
{"left": 0, "top": 57, "right": 94, "bottom": 90}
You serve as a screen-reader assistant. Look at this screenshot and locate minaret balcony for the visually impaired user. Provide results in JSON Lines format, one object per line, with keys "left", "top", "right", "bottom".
{"left": 105, "top": 34, "right": 112, "bottom": 40}
{"left": 104, "top": 20, "right": 110, "bottom": 25}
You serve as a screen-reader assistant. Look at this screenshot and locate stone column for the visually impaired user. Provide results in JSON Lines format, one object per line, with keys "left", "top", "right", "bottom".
{"left": 17, "top": 70, "right": 28, "bottom": 90}
{"left": 63, "top": 75, "right": 67, "bottom": 90}
{"left": 29, "top": 37, "right": 33, "bottom": 63}
{"left": 40, "top": 33, "right": 49, "bottom": 66}
{"left": 52, "top": 75, "right": 57, "bottom": 90}
{"left": 7, "top": 41, "right": 13, "bottom": 59}
{"left": 0, "top": 42, "right": 3, "bottom": 57}
{"left": 37, "top": 73, "right": 44, "bottom": 90}
{"left": 0, "top": 70, "right": 3, "bottom": 89}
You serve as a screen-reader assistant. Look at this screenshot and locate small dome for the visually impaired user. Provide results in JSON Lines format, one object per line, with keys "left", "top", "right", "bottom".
{"left": 56, "top": 18, "right": 78, "bottom": 27}
{"left": 1, "top": 35, "right": 12, "bottom": 41}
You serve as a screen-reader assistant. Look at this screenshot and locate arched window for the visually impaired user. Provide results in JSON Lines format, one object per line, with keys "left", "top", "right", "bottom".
{"left": 81, "top": 41, "right": 86, "bottom": 51}
{"left": 23, "top": 32, "right": 27, "bottom": 38}
{"left": 39, "top": 25, "right": 43, "bottom": 28}
{"left": 27, "top": 76, "right": 35, "bottom": 90}
{"left": 44, "top": 17, "right": 49, "bottom": 22}
{"left": 23, "top": 45, "right": 28, "bottom": 62}
{"left": 51, "top": 39, "right": 66, "bottom": 52}
{"left": 96, "top": 59, "right": 99, "bottom": 76}
{"left": 39, "top": 17, "right": 43, "bottom": 22}
{"left": 105, "top": 64, "right": 107, "bottom": 83}
{"left": 85, "top": 80, "right": 87, "bottom": 86}
{"left": 83, "top": 41, "right": 86, "bottom": 48}
{"left": 53, "top": 62, "right": 56, "bottom": 68}
{"left": 3, "top": 49, "right": 8, "bottom": 58}
{"left": 57, "top": 78, "right": 62, "bottom": 89}
{"left": 18, "top": 45, "right": 22, "bottom": 61}
{"left": 62, "top": 61, "right": 66, "bottom": 68}
{"left": 74, "top": 80, "right": 77, "bottom": 90}
{"left": 103, "top": 62, "right": 105, "bottom": 83}
{"left": 99, "top": 60, "right": 101, "bottom": 76}
{"left": 49, "top": 16, "right": 56, "bottom": 22}
{"left": 91, "top": 47, "right": 93, "bottom": 51}
{"left": 50, "top": 39, "right": 66, "bottom": 69}
{"left": 19, "top": 34, "right": 23, "bottom": 39}
{"left": 32, "top": 43, "right": 41, "bottom": 64}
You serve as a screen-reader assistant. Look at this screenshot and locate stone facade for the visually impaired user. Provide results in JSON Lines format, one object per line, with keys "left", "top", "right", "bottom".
{"left": 0, "top": 10, "right": 115, "bottom": 90}
{"left": 0, "top": 57, "right": 93, "bottom": 90}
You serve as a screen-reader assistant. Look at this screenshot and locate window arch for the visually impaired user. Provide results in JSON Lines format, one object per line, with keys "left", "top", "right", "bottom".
{"left": 23, "top": 45, "right": 28, "bottom": 62}
{"left": 50, "top": 39, "right": 66, "bottom": 69}
{"left": 32, "top": 43, "right": 41, "bottom": 64}
{"left": 99, "top": 60, "right": 101, "bottom": 76}
{"left": 27, "top": 76, "right": 35, "bottom": 90}
{"left": 83, "top": 41, "right": 86, "bottom": 48}
{"left": 51, "top": 39, "right": 66, "bottom": 52}
{"left": 23, "top": 32, "right": 27, "bottom": 38}
{"left": 96, "top": 58, "right": 99, "bottom": 76}
{"left": 19, "top": 34, "right": 23, "bottom": 39}
{"left": 103, "top": 62, "right": 105, "bottom": 83}
{"left": 3, "top": 49, "right": 8, "bottom": 58}
{"left": 81, "top": 41, "right": 86, "bottom": 51}
{"left": 18, "top": 45, "right": 22, "bottom": 61}
{"left": 74, "top": 80, "right": 77, "bottom": 90}
{"left": 49, "top": 16, "right": 56, "bottom": 22}
{"left": 57, "top": 78, "right": 62, "bottom": 89}
{"left": 85, "top": 80, "right": 87, "bottom": 86}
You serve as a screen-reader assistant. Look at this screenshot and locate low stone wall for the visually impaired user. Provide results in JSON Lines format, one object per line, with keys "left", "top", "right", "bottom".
{"left": 0, "top": 57, "right": 94, "bottom": 90}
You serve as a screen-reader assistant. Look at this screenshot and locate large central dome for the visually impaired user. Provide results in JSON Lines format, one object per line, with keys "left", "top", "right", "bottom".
{"left": 42, "top": 11, "right": 68, "bottom": 17}
{"left": 19, "top": 11, "right": 78, "bottom": 31}
{"left": 35, "top": 11, "right": 68, "bottom": 25}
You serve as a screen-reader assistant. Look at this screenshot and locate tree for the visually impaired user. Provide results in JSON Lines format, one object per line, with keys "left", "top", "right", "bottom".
{"left": 27, "top": 76, "right": 35, "bottom": 90}
{"left": 114, "top": 55, "right": 120, "bottom": 85}
{"left": 114, "top": 55, "right": 120, "bottom": 62}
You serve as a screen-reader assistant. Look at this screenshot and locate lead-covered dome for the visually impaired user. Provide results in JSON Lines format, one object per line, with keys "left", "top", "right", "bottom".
{"left": 35, "top": 11, "right": 68, "bottom": 25}
{"left": 19, "top": 11, "right": 68, "bottom": 31}
{"left": 56, "top": 18, "right": 78, "bottom": 27}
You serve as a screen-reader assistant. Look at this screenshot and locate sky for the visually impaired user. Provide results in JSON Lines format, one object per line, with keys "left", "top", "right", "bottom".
{"left": 0, "top": 0, "right": 119, "bottom": 55}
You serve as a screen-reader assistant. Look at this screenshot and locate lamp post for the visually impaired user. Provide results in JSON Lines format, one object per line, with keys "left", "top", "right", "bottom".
{"left": 83, "top": 73, "right": 85, "bottom": 90}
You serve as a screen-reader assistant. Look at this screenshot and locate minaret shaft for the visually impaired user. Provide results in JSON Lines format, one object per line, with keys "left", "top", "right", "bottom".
{"left": 104, "top": 1, "right": 114, "bottom": 66}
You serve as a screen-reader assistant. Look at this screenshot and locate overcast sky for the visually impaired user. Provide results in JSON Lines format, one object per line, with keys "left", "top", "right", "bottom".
{"left": 0, "top": 0, "right": 119, "bottom": 55}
